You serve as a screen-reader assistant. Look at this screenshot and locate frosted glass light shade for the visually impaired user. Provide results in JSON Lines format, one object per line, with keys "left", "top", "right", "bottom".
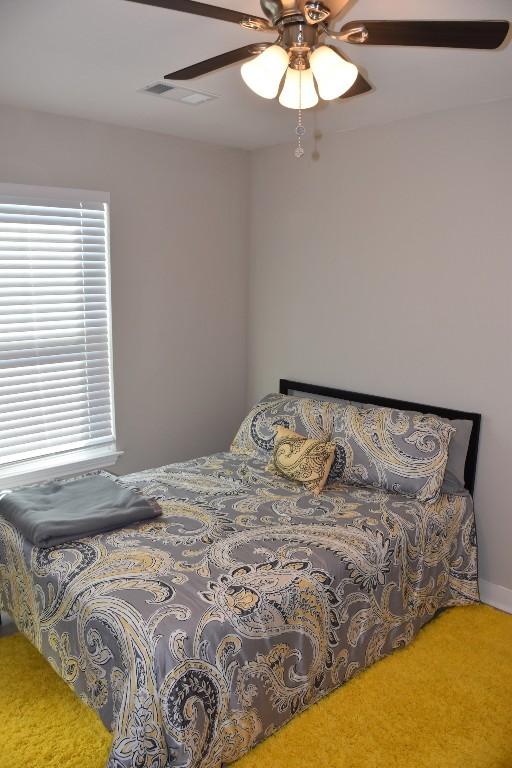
{"left": 278, "top": 67, "right": 319, "bottom": 109}
{"left": 241, "top": 45, "right": 289, "bottom": 99}
{"left": 309, "top": 45, "right": 358, "bottom": 100}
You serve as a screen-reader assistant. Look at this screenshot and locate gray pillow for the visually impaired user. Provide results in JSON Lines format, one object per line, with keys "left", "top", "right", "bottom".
{"left": 328, "top": 403, "right": 455, "bottom": 504}
{"left": 291, "top": 391, "right": 473, "bottom": 494}
{"left": 440, "top": 418, "right": 473, "bottom": 493}
{"left": 231, "top": 393, "right": 332, "bottom": 458}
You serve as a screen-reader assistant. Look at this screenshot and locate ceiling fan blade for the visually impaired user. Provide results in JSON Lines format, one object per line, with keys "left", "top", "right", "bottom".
{"left": 341, "top": 20, "right": 510, "bottom": 49}
{"left": 165, "top": 43, "right": 272, "bottom": 79}
{"left": 125, "top": 0, "right": 272, "bottom": 29}
{"left": 339, "top": 72, "right": 372, "bottom": 99}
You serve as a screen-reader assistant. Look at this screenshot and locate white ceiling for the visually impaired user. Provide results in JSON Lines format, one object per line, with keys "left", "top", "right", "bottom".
{"left": 0, "top": 0, "right": 511, "bottom": 149}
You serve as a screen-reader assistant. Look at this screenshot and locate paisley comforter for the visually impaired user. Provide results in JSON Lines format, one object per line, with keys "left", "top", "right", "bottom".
{"left": 0, "top": 452, "right": 479, "bottom": 768}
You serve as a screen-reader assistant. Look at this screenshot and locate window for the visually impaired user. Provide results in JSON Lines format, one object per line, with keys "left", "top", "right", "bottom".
{"left": 0, "top": 183, "right": 118, "bottom": 488}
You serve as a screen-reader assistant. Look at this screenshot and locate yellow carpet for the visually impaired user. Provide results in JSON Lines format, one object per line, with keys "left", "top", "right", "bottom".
{"left": 0, "top": 632, "right": 111, "bottom": 768}
{"left": 0, "top": 605, "right": 511, "bottom": 768}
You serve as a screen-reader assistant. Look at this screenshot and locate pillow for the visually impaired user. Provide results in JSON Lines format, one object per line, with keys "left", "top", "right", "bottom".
{"left": 291, "top": 390, "right": 472, "bottom": 494}
{"left": 231, "top": 394, "right": 332, "bottom": 458}
{"left": 280, "top": 393, "right": 473, "bottom": 493}
{"left": 269, "top": 426, "right": 335, "bottom": 495}
{"left": 440, "top": 418, "right": 473, "bottom": 493}
{"left": 329, "top": 404, "right": 455, "bottom": 504}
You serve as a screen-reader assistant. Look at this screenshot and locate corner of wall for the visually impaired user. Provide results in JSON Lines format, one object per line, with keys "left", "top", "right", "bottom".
{"left": 479, "top": 580, "right": 512, "bottom": 615}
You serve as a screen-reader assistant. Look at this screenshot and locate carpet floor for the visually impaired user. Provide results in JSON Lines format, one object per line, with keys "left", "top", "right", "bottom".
{"left": 0, "top": 604, "right": 511, "bottom": 768}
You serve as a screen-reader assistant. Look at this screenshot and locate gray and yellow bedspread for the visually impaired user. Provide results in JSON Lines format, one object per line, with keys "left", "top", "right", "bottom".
{"left": 0, "top": 452, "right": 479, "bottom": 768}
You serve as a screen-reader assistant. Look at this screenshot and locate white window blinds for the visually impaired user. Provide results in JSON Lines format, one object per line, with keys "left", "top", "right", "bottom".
{"left": 0, "top": 183, "right": 116, "bottom": 481}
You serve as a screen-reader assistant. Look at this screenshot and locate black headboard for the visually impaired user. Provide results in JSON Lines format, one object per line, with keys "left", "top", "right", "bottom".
{"left": 279, "top": 379, "right": 481, "bottom": 496}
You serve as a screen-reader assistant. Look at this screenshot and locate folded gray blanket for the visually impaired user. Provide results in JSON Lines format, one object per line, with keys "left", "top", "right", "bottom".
{"left": 0, "top": 473, "right": 161, "bottom": 547}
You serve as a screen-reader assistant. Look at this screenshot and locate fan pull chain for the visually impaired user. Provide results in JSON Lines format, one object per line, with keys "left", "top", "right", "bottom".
{"left": 294, "top": 68, "right": 305, "bottom": 159}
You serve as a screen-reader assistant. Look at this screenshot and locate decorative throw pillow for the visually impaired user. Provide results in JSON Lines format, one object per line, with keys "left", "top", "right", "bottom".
{"left": 269, "top": 426, "right": 336, "bottom": 495}
{"left": 329, "top": 404, "right": 455, "bottom": 504}
{"left": 231, "top": 394, "right": 333, "bottom": 458}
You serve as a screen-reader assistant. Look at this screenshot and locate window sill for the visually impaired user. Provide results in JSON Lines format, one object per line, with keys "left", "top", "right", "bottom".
{"left": 0, "top": 446, "right": 123, "bottom": 491}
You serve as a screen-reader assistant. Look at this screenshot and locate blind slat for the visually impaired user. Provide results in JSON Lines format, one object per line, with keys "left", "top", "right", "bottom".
{"left": 0, "top": 268, "right": 106, "bottom": 276}
{"left": 0, "top": 213, "right": 105, "bottom": 224}
{"left": 0, "top": 248, "right": 106, "bottom": 256}
{"left": 0, "top": 259, "right": 106, "bottom": 266}
{"left": 0, "top": 298, "right": 106, "bottom": 307}
{"left": 0, "top": 278, "right": 106, "bottom": 286}
{"left": 0, "top": 202, "right": 104, "bottom": 213}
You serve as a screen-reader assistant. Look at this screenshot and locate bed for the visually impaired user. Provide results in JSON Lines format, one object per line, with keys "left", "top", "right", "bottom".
{"left": 0, "top": 380, "right": 481, "bottom": 768}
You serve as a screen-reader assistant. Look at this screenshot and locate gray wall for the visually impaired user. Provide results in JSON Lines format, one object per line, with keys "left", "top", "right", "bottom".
{"left": 248, "top": 98, "right": 512, "bottom": 592}
{"left": 0, "top": 104, "right": 249, "bottom": 474}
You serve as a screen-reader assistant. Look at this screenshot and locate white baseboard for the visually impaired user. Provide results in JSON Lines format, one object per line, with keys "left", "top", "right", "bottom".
{"left": 479, "top": 579, "right": 512, "bottom": 615}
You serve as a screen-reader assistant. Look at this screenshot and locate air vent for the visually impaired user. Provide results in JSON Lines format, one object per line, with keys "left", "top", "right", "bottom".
{"left": 145, "top": 83, "right": 175, "bottom": 95}
{"left": 140, "top": 82, "right": 217, "bottom": 105}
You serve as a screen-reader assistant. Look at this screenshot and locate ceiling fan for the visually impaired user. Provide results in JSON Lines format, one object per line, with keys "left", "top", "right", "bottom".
{"left": 126, "top": 0, "right": 509, "bottom": 103}
{"left": 126, "top": 0, "right": 508, "bottom": 154}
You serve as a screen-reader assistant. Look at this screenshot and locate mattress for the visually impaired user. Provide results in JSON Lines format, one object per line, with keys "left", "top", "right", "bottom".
{"left": 0, "top": 451, "right": 479, "bottom": 768}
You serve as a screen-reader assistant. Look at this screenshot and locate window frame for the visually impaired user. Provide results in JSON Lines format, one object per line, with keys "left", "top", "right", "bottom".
{"left": 0, "top": 182, "right": 121, "bottom": 489}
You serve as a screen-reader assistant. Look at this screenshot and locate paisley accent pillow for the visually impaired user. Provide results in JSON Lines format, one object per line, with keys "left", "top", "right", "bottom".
{"left": 329, "top": 404, "right": 455, "bottom": 504}
{"left": 231, "top": 394, "right": 333, "bottom": 458}
{"left": 269, "top": 426, "right": 336, "bottom": 495}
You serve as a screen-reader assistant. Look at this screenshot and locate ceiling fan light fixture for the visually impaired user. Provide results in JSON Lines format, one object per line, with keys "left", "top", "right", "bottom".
{"left": 241, "top": 45, "right": 289, "bottom": 99}
{"left": 278, "top": 66, "right": 319, "bottom": 110}
{"left": 309, "top": 45, "right": 358, "bottom": 100}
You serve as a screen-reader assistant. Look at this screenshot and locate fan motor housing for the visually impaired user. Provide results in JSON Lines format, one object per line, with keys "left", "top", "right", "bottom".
{"left": 281, "top": 20, "right": 318, "bottom": 49}
{"left": 260, "top": 0, "right": 349, "bottom": 25}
